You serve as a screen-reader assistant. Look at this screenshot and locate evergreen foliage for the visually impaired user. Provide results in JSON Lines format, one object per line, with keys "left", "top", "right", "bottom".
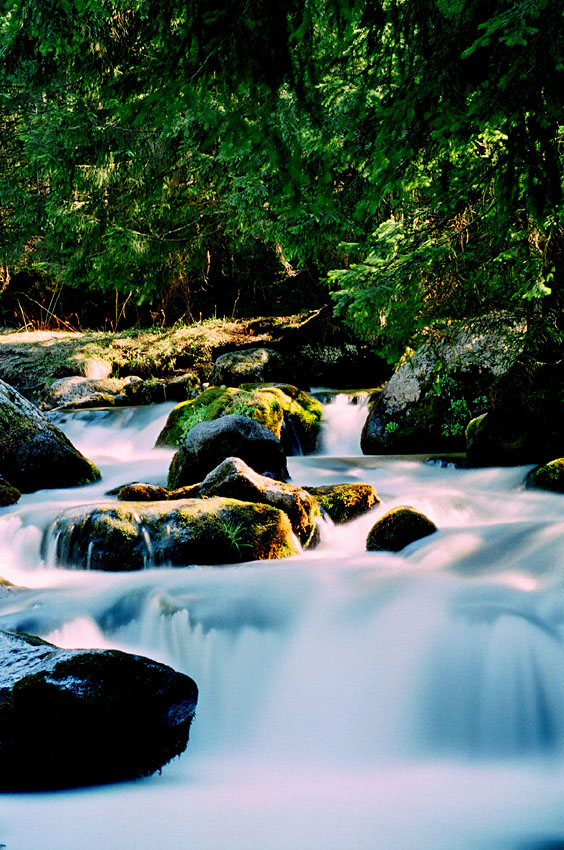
{"left": 1, "top": 1, "right": 563, "bottom": 352}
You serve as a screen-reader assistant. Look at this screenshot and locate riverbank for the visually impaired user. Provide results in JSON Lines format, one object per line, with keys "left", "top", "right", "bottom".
{"left": 0, "top": 310, "right": 384, "bottom": 404}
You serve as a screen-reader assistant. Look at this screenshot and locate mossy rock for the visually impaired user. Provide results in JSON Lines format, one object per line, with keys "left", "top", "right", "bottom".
{"left": 117, "top": 482, "right": 170, "bottom": 501}
{"left": 361, "top": 315, "right": 524, "bottom": 455}
{"left": 198, "top": 457, "right": 321, "bottom": 548}
{"left": 0, "top": 379, "right": 100, "bottom": 492}
{"left": 366, "top": 505, "right": 437, "bottom": 552}
{"left": 304, "top": 483, "right": 379, "bottom": 523}
{"left": 48, "top": 496, "right": 300, "bottom": 570}
{"left": 155, "top": 383, "right": 322, "bottom": 454}
{"left": 466, "top": 360, "right": 564, "bottom": 466}
{"left": 0, "top": 630, "right": 198, "bottom": 790}
{"left": 0, "top": 475, "right": 21, "bottom": 507}
{"left": 167, "top": 414, "right": 288, "bottom": 489}
{"left": 526, "top": 459, "right": 564, "bottom": 493}
{"left": 210, "top": 347, "right": 294, "bottom": 386}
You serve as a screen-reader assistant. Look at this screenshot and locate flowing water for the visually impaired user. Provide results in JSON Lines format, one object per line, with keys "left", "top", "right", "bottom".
{"left": 2, "top": 394, "right": 564, "bottom": 849}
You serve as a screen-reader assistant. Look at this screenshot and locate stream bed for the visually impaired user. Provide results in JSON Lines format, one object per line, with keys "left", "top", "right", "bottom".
{"left": 1, "top": 395, "right": 564, "bottom": 849}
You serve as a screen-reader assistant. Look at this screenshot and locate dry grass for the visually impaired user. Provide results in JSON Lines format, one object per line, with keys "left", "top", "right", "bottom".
{"left": 0, "top": 314, "right": 314, "bottom": 401}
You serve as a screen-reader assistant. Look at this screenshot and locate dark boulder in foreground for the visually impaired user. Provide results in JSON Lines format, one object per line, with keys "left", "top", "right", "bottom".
{"left": 0, "top": 630, "right": 198, "bottom": 790}
{"left": 366, "top": 505, "right": 437, "bottom": 552}
{"left": 0, "top": 378, "right": 100, "bottom": 492}
{"left": 168, "top": 413, "right": 288, "bottom": 489}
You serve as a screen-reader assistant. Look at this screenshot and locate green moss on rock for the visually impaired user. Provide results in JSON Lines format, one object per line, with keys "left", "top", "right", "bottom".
{"left": 0, "top": 379, "right": 101, "bottom": 492}
{"left": 50, "top": 497, "right": 300, "bottom": 570}
{"left": 366, "top": 505, "right": 437, "bottom": 552}
{"left": 117, "top": 483, "right": 170, "bottom": 501}
{"left": 304, "top": 483, "right": 379, "bottom": 523}
{"left": 526, "top": 458, "right": 564, "bottom": 493}
{"left": 156, "top": 383, "right": 322, "bottom": 454}
{"left": 0, "top": 475, "right": 21, "bottom": 507}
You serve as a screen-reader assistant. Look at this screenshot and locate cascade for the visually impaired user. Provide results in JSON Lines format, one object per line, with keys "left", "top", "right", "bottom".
{"left": 1, "top": 398, "right": 564, "bottom": 849}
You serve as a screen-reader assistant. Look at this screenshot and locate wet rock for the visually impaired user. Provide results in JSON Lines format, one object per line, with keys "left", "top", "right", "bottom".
{"left": 0, "top": 474, "right": 21, "bottom": 507}
{"left": 466, "top": 360, "right": 564, "bottom": 466}
{"left": 48, "top": 496, "right": 299, "bottom": 570}
{"left": 304, "top": 483, "right": 379, "bottom": 523}
{"left": 117, "top": 482, "right": 170, "bottom": 501}
{"left": 0, "top": 378, "right": 101, "bottom": 492}
{"left": 198, "top": 457, "right": 320, "bottom": 547}
{"left": 132, "top": 373, "right": 200, "bottom": 404}
{"left": 167, "top": 414, "right": 288, "bottom": 489}
{"left": 525, "top": 458, "right": 564, "bottom": 493}
{"left": 0, "top": 629, "right": 198, "bottom": 790}
{"left": 361, "top": 314, "right": 524, "bottom": 454}
{"left": 210, "top": 347, "right": 295, "bottom": 386}
{"left": 156, "top": 383, "right": 322, "bottom": 455}
{"left": 366, "top": 505, "right": 437, "bottom": 552}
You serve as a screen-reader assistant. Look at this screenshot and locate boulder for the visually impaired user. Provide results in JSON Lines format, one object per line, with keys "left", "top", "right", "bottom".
{"left": 198, "top": 457, "right": 320, "bottom": 547}
{"left": 210, "top": 347, "right": 295, "bottom": 386}
{"left": 0, "top": 474, "right": 21, "bottom": 507}
{"left": 466, "top": 360, "right": 564, "bottom": 466}
{"left": 156, "top": 383, "right": 322, "bottom": 455}
{"left": 525, "top": 458, "right": 564, "bottom": 493}
{"left": 366, "top": 505, "right": 437, "bottom": 552}
{"left": 361, "top": 315, "right": 525, "bottom": 454}
{"left": 0, "top": 629, "right": 198, "bottom": 790}
{"left": 39, "top": 375, "right": 143, "bottom": 410}
{"left": 132, "top": 373, "right": 199, "bottom": 404}
{"left": 304, "top": 483, "right": 379, "bottom": 523}
{"left": 275, "top": 306, "right": 390, "bottom": 387}
{"left": 167, "top": 414, "right": 288, "bottom": 489}
{"left": 0, "top": 379, "right": 101, "bottom": 492}
{"left": 48, "top": 496, "right": 299, "bottom": 570}
{"left": 117, "top": 482, "right": 171, "bottom": 501}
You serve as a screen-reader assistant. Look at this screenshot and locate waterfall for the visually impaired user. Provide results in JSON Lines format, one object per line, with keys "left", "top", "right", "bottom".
{"left": 2, "top": 399, "right": 564, "bottom": 850}
{"left": 312, "top": 390, "right": 369, "bottom": 456}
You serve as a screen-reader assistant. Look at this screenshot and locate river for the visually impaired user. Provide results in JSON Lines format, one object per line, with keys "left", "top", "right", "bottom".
{"left": 1, "top": 394, "right": 564, "bottom": 849}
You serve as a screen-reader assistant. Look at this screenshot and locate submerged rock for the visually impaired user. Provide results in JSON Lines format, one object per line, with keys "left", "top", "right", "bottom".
{"left": 167, "top": 414, "right": 288, "bottom": 489}
{"left": 304, "top": 483, "right": 379, "bottom": 523}
{"left": 0, "top": 629, "right": 198, "bottom": 790}
{"left": 156, "top": 383, "right": 322, "bottom": 455}
{"left": 366, "top": 506, "right": 437, "bottom": 552}
{"left": 48, "top": 496, "right": 299, "bottom": 570}
{"left": 0, "top": 378, "right": 101, "bottom": 492}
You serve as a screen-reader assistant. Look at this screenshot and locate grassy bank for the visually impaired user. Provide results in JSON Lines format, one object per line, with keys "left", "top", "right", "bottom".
{"left": 0, "top": 314, "right": 320, "bottom": 402}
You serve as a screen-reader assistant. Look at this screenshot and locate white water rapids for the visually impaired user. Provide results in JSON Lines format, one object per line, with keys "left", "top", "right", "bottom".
{"left": 2, "top": 395, "right": 564, "bottom": 849}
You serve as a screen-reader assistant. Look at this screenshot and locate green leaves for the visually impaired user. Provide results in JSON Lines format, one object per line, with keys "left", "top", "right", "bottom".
{"left": 1, "top": 0, "right": 564, "bottom": 345}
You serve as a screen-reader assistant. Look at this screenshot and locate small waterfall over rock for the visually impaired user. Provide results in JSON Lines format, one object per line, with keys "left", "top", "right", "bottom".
{"left": 315, "top": 391, "right": 370, "bottom": 456}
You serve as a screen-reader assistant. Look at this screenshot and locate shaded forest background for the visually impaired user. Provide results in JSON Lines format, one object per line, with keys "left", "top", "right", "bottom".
{"left": 1, "top": 0, "right": 563, "bottom": 362}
